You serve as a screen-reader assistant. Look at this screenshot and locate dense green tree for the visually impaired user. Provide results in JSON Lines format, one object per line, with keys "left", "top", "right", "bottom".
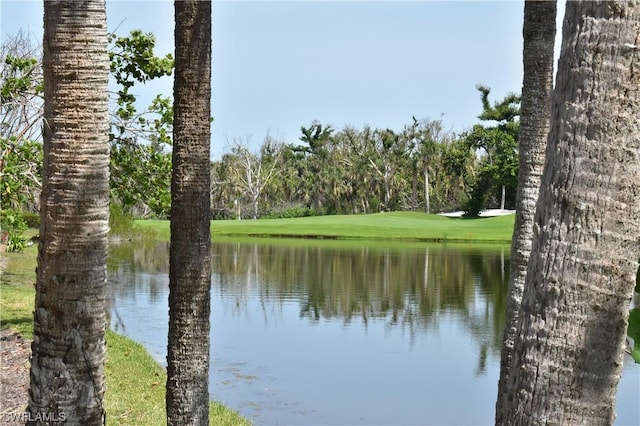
{"left": 108, "top": 31, "right": 174, "bottom": 217}
{"left": 208, "top": 116, "right": 475, "bottom": 219}
{"left": 463, "top": 86, "right": 520, "bottom": 216}
{"left": 297, "top": 122, "right": 334, "bottom": 212}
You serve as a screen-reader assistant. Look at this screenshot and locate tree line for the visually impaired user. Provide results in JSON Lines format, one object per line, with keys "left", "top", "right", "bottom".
{"left": 213, "top": 94, "right": 519, "bottom": 220}
{"left": 2, "top": 27, "right": 520, "bottom": 224}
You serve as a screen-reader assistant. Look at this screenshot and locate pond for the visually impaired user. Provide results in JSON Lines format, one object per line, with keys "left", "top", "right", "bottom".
{"left": 108, "top": 239, "right": 639, "bottom": 425}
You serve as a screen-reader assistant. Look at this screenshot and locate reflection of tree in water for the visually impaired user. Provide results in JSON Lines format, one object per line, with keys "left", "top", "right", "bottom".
{"left": 108, "top": 239, "right": 510, "bottom": 375}
{"left": 461, "top": 249, "right": 509, "bottom": 375}
{"left": 107, "top": 239, "right": 171, "bottom": 333}
{"left": 212, "top": 241, "right": 510, "bottom": 364}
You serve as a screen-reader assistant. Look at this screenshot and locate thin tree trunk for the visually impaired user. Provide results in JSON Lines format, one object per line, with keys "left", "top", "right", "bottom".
{"left": 412, "top": 160, "right": 418, "bottom": 211}
{"left": 495, "top": 1, "right": 556, "bottom": 423}
{"left": 503, "top": 2, "right": 640, "bottom": 423}
{"left": 166, "top": 1, "right": 212, "bottom": 424}
{"left": 424, "top": 165, "right": 430, "bottom": 214}
{"left": 29, "top": 1, "right": 110, "bottom": 423}
{"left": 253, "top": 196, "right": 259, "bottom": 219}
{"left": 500, "top": 184, "right": 505, "bottom": 210}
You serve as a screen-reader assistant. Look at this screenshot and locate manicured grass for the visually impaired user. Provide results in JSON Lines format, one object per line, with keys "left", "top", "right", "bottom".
{"left": 0, "top": 234, "right": 38, "bottom": 338}
{"left": 106, "top": 331, "right": 249, "bottom": 426}
{"left": 0, "top": 238, "right": 250, "bottom": 426}
{"left": 136, "top": 211, "right": 515, "bottom": 244}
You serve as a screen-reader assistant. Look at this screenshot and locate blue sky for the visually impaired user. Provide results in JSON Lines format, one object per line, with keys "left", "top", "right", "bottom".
{"left": 1, "top": 1, "right": 565, "bottom": 158}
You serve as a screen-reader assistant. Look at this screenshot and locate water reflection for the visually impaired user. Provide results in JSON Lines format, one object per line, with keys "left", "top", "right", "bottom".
{"left": 107, "top": 239, "right": 639, "bottom": 425}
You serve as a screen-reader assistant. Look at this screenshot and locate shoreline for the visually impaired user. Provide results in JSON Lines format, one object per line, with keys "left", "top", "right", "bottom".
{"left": 0, "top": 241, "right": 250, "bottom": 425}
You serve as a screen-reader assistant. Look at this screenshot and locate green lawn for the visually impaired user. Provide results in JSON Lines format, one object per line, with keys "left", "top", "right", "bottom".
{"left": 0, "top": 239, "right": 250, "bottom": 426}
{"left": 136, "top": 211, "right": 515, "bottom": 244}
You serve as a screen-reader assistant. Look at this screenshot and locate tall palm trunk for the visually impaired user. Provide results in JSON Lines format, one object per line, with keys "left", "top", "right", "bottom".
{"left": 29, "top": 1, "right": 109, "bottom": 423}
{"left": 502, "top": 1, "right": 640, "bottom": 423}
{"left": 166, "top": 1, "right": 212, "bottom": 424}
{"left": 495, "top": 2, "right": 556, "bottom": 422}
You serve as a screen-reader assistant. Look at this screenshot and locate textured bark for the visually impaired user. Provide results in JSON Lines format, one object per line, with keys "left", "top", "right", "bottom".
{"left": 503, "top": 1, "right": 640, "bottom": 424}
{"left": 496, "top": 1, "right": 556, "bottom": 423}
{"left": 166, "top": 1, "right": 212, "bottom": 425}
{"left": 29, "top": 1, "right": 109, "bottom": 424}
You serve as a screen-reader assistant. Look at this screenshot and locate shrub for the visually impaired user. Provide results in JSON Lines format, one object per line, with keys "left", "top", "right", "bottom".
{"left": 21, "top": 211, "right": 40, "bottom": 228}
{"left": 263, "top": 206, "right": 322, "bottom": 219}
{"left": 6, "top": 233, "right": 26, "bottom": 252}
{"left": 0, "top": 209, "right": 28, "bottom": 252}
{"left": 109, "top": 203, "right": 135, "bottom": 237}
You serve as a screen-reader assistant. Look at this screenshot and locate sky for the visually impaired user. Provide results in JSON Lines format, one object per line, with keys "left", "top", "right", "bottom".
{"left": 1, "top": 0, "right": 565, "bottom": 158}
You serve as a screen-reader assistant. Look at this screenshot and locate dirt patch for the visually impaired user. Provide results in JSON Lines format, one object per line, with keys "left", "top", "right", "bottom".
{"left": 0, "top": 329, "right": 30, "bottom": 424}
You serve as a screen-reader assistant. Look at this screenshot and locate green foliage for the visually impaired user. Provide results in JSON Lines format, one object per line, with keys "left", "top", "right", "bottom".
{"left": 263, "top": 206, "right": 321, "bottom": 219}
{"left": 1, "top": 209, "right": 28, "bottom": 252}
{"left": 108, "top": 30, "right": 174, "bottom": 217}
{"left": 299, "top": 122, "right": 334, "bottom": 154}
{"left": 0, "top": 209, "right": 27, "bottom": 236}
{"left": 463, "top": 172, "right": 492, "bottom": 217}
{"left": 110, "top": 141, "right": 171, "bottom": 218}
{"left": 630, "top": 265, "right": 640, "bottom": 364}
{"left": 109, "top": 203, "right": 135, "bottom": 237}
{"left": 1, "top": 55, "right": 41, "bottom": 103}
{"left": 108, "top": 30, "right": 173, "bottom": 122}
{"left": 0, "top": 137, "right": 42, "bottom": 211}
{"left": 627, "top": 308, "right": 640, "bottom": 363}
{"left": 1, "top": 29, "right": 174, "bottom": 219}
{"left": 463, "top": 85, "right": 520, "bottom": 216}
{"left": 211, "top": 116, "right": 480, "bottom": 219}
{"left": 1, "top": 32, "right": 43, "bottom": 214}
{"left": 20, "top": 211, "right": 39, "bottom": 228}
{"left": 6, "top": 232, "right": 26, "bottom": 252}
{"left": 476, "top": 84, "right": 521, "bottom": 123}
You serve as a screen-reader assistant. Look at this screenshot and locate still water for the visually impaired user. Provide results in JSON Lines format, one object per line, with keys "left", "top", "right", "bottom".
{"left": 108, "top": 239, "right": 639, "bottom": 425}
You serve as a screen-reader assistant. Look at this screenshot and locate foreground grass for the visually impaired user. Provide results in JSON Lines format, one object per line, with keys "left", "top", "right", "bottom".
{"left": 0, "top": 241, "right": 250, "bottom": 426}
{"left": 105, "top": 331, "right": 248, "bottom": 425}
{"left": 137, "top": 211, "right": 515, "bottom": 243}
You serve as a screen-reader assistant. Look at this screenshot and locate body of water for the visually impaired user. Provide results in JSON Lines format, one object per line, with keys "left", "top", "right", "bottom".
{"left": 108, "top": 239, "right": 639, "bottom": 425}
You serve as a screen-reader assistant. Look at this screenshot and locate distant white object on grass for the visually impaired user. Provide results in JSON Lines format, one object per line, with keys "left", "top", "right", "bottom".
{"left": 437, "top": 209, "right": 515, "bottom": 218}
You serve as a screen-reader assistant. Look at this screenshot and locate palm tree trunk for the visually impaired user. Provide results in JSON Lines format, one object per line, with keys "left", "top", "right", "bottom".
{"left": 29, "top": 1, "right": 109, "bottom": 423}
{"left": 166, "top": 1, "right": 212, "bottom": 424}
{"left": 502, "top": 2, "right": 640, "bottom": 423}
{"left": 495, "top": 2, "right": 556, "bottom": 422}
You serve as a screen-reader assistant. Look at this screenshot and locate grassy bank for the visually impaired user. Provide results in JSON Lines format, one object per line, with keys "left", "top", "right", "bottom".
{"left": 136, "top": 211, "right": 516, "bottom": 243}
{"left": 0, "top": 242, "right": 249, "bottom": 426}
